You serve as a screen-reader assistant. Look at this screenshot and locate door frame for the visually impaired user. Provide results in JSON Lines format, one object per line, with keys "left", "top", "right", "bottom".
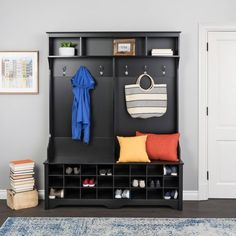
{"left": 198, "top": 23, "right": 236, "bottom": 200}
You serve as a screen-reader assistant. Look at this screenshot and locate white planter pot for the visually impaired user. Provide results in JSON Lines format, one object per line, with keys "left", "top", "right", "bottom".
{"left": 59, "top": 47, "right": 75, "bottom": 56}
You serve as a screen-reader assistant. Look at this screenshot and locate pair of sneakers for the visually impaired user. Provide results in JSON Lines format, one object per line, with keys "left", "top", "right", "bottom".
{"left": 164, "top": 190, "right": 178, "bottom": 200}
{"left": 132, "top": 179, "right": 145, "bottom": 188}
{"left": 66, "top": 166, "right": 80, "bottom": 175}
{"left": 83, "top": 178, "right": 96, "bottom": 187}
{"left": 164, "top": 165, "right": 178, "bottom": 176}
{"left": 115, "top": 189, "right": 130, "bottom": 199}
{"left": 149, "top": 179, "right": 161, "bottom": 188}
{"left": 99, "top": 169, "right": 112, "bottom": 176}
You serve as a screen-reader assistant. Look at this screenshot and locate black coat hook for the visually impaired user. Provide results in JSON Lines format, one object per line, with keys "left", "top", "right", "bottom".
{"left": 162, "top": 65, "right": 166, "bottom": 76}
{"left": 62, "top": 66, "right": 67, "bottom": 76}
{"left": 124, "top": 65, "right": 129, "bottom": 76}
{"left": 99, "top": 65, "right": 104, "bottom": 76}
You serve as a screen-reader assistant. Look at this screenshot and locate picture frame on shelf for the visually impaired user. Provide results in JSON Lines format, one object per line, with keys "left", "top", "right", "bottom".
{"left": 0, "top": 51, "right": 39, "bottom": 94}
{"left": 113, "top": 39, "right": 136, "bottom": 56}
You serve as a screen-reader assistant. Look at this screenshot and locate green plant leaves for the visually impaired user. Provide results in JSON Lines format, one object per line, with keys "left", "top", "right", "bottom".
{"left": 60, "top": 42, "right": 77, "bottom": 47}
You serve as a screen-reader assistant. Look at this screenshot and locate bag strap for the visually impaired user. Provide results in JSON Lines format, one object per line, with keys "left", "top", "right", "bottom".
{"left": 136, "top": 73, "right": 155, "bottom": 91}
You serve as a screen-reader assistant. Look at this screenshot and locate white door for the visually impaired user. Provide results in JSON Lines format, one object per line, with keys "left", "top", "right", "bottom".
{"left": 208, "top": 32, "right": 236, "bottom": 198}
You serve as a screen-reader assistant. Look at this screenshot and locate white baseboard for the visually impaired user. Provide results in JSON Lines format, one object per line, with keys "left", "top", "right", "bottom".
{"left": 1, "top": 189, "right": 199, "bottom": 200}
{"left": 183, "top": 191, "right": 199, "bottom": 200}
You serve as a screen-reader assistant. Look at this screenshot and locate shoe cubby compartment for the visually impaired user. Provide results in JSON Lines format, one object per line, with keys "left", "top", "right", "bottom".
{"left": 114, "top": 177, "right": 130, "bottom": 188}
{"left": 48, "top": 164, "right": 63, "bottom": 175}
{"left": 49, "top": 176, "right": 63, "bottom": 188}
{"left": 98, "top": 188, "right": 113, "bottom": 199}
{"left": 147, "top": 177, "right": 163, "bottom": 188}
{"left": 131, "top": 189, "right": 146, "bottom": 199}
{"left": 164, "top": 189, "right": 178, "bottom": 200}
{"left": 81, "top": 165, "right": 97, "bottom": 176}
{"left": 147, "top": 189, "right": 163, "bottom": 200}
{"left": 131, "top": 165, "right": 146, "bottom": 176}
{"left": 147, "top": 165, "right": 163, "bottom": 176}
{"left": 97, "top": 165, "right": 113, "bottom": 176}
{"left": 131, "top": 177, "right": 146, "bottom": 188}
{"left": 164, "top": 177, "right": 179, "bottom": 188}
{"left": 65, "top": 176, "right": 81, "bottom": 187}
{"left": 81, "top": 188, "right": 96, "bottom": 199}
{"left": 114, "top": 164, "right": 130, "bottom": 176}
{"left": 98, "top": 176, "right": 113, "bottom": 188}
{"left": 64, "top": 164, "right": 80, "bottom": 176}
{"left": 64, "top": 188, "right": 81, "bottom": 199}
{"left": 164, "top": 165, "right": 179, "bottom": 176}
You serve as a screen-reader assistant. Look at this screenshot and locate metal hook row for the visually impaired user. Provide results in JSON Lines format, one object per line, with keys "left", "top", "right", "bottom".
{"left": 62, "top": 65, "right": 167, "bottom": 77}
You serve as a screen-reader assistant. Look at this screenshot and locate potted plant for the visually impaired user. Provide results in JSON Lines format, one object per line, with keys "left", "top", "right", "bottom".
{"left": 59, "top": 42, "right": 77, "bottom": 56}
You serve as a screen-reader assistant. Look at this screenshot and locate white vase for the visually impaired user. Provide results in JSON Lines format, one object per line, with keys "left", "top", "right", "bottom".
{"left": 59, "top": 47, "right": 75, "bottom": 56}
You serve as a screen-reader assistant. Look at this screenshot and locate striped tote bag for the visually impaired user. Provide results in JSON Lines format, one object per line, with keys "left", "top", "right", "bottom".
{"left": 125, "top": 73, "right": 167, "bottom": 119}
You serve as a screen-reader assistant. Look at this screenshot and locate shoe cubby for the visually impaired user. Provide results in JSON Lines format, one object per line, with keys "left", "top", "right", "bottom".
{"left": 147, "top": 189, "right": 163, "bottom": 200}
{"left": 164, "top": 177, "right": 179, "bottom": 188}
{"left": 114, "top": 177, "right": 130, "bottom": 188}
{"left": 81, "top": 188, "right": 96, "bottom": 199}
{"left": 81, "top": 164, "right": 97, "bottom": 176}
{"left": 147, "top": 177, "right": 163, "bottom": 188}
{"left": 131, "top": 189, "right": 146, "bottom": 199}
{"left": 49, "top": 176, "right": 63, "bottom": 188}
{"left": 64, "top": 188, "right": 81, "bottom": 199}
{"left": 131, "top": 164, "right": 146, "bottom": 176}
{"left": 65, "top": 176, "right": 81, "bottom": 188}
{"left": 131, "top": 177, "right": 146, "bottom": 188}
{"left": 97, "top": 164, "right": 113, "bottom": 176}
{"left": 147, "top": 165, "right": 163, "bottom": 176}
{"left": 114, "top": 164, "right": 130, "bottom": 176}
{"left": 98, "top": 188, "right": 113, "bottom": 199}
{"left": 48, "top": 164, "right": 63, "bottom": 175}
{"left": 64, "top": 164, "right": 81, "bottom": 176}
{"left": 98, "top": 176, "right": 113, "bottom": 188}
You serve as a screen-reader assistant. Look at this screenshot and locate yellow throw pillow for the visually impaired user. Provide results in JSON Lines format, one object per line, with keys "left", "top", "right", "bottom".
{"left": 117, "top": 135, "right": 150, "bottom": 163}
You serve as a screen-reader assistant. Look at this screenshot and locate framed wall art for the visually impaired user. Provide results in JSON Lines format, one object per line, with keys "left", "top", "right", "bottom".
{"left": 0, "top": 51, "right": 39, "bottom": 94}
{"left": 113, "top": 39, "right": 136, "bottom": 56}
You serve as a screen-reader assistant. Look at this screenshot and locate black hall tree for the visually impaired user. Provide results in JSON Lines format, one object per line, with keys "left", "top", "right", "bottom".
{"left": 44, "top": 31, "right": 183, "bottom": 210}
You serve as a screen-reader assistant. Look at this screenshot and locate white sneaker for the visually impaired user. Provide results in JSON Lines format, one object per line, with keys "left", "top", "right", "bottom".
{"left": 115, "top": 189, "right": 122, "bottom": 199}
{"left": 139, "top": 180, "right": 145, "bottom": 188}
{"left": 132, "top": 179, "right": 139, "bottom": 187}
{"left": 122, "top": 189, "right": 130, "bottom": 199}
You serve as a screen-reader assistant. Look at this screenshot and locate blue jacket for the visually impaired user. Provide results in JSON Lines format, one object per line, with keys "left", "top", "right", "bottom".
{"left": 71, "top": 66, "right": 95, "bottom": 144}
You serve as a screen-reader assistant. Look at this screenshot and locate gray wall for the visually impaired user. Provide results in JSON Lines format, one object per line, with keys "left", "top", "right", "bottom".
{"left": 0, "top": 0, "right": 236, "bottom": 190}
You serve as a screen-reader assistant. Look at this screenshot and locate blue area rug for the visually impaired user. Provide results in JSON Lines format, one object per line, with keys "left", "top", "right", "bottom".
{"left": 0, "top": 217, "right": 236, "bottom": 236}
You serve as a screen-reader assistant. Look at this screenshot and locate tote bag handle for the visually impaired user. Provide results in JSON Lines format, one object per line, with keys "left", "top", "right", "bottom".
{"left": 136, "top": 73, "right": 155, "bottom": 91}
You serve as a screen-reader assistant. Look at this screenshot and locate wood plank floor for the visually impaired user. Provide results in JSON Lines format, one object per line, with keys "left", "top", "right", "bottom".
{"left": 1, "top": 200, "right": 236, "bottom": 226}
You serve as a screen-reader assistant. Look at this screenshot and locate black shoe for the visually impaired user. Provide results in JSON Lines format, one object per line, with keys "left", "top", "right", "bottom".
{"left": 149, "top": 180, "right": 155, "bottom": 188}
{"left": 170, "top": 166, "right": 178, "bottom": 176}
{"left": 156, "top": 179, "right": 161, "bottom": 188}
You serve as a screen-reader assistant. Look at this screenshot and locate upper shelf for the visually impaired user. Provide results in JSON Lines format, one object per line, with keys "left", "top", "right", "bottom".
{"left": 48, "top": 55, "right": 180, "bottom": 59}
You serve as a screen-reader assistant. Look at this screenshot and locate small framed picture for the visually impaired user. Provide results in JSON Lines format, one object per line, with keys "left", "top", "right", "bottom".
{"left": 113, "top": 39, "right": 136, "bottom": 56}
{"left": 0, "top": 51, "right": 39, "bottom": 94}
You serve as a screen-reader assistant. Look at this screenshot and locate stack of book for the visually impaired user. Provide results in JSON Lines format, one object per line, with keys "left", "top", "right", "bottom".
{"left": 10, "top": 159, "right": 35, "bottom": 193}
{"left": 151, "top": 49, "right": 174, "bottom": 56}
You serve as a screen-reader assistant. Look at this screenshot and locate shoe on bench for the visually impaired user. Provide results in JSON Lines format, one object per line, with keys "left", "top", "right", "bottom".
{"left": 122, "top": 189, "right": 130, "bottom": 199}
{"left": 74, "top": 167, "right": 80, "bottom": 175}
{"left": 139, "top": 180, "right": 145, "bottom": 188}
{"left": 115, "top": 189, "right": 122, "bottom": 199}
{"left": 171, "top": 190, "right": 178, "bottom": 199}
{"left": 170, "top": 166, "right": 178, "bottom": 176}
{"left": 132, "top": 179, "right": 139, "bottom": 187}
{"left": 99, "top": 169, "right": 106, "bottom": 176}
{"left": 164, "top": 166, "right": 171, "bottom": 176}
{"left": 107, "top": 169, "right": 112, "bottom": 176}
{"left": 164, "top": 191, "right": 171, "bottom": 200}
{"left": 66, "top": 167, "right": 73, "bottom": 175}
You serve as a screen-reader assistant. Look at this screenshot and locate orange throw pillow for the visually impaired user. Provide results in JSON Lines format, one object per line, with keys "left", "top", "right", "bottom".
{"left": 136, "top": 131, "right": 180, "bottom": 161}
